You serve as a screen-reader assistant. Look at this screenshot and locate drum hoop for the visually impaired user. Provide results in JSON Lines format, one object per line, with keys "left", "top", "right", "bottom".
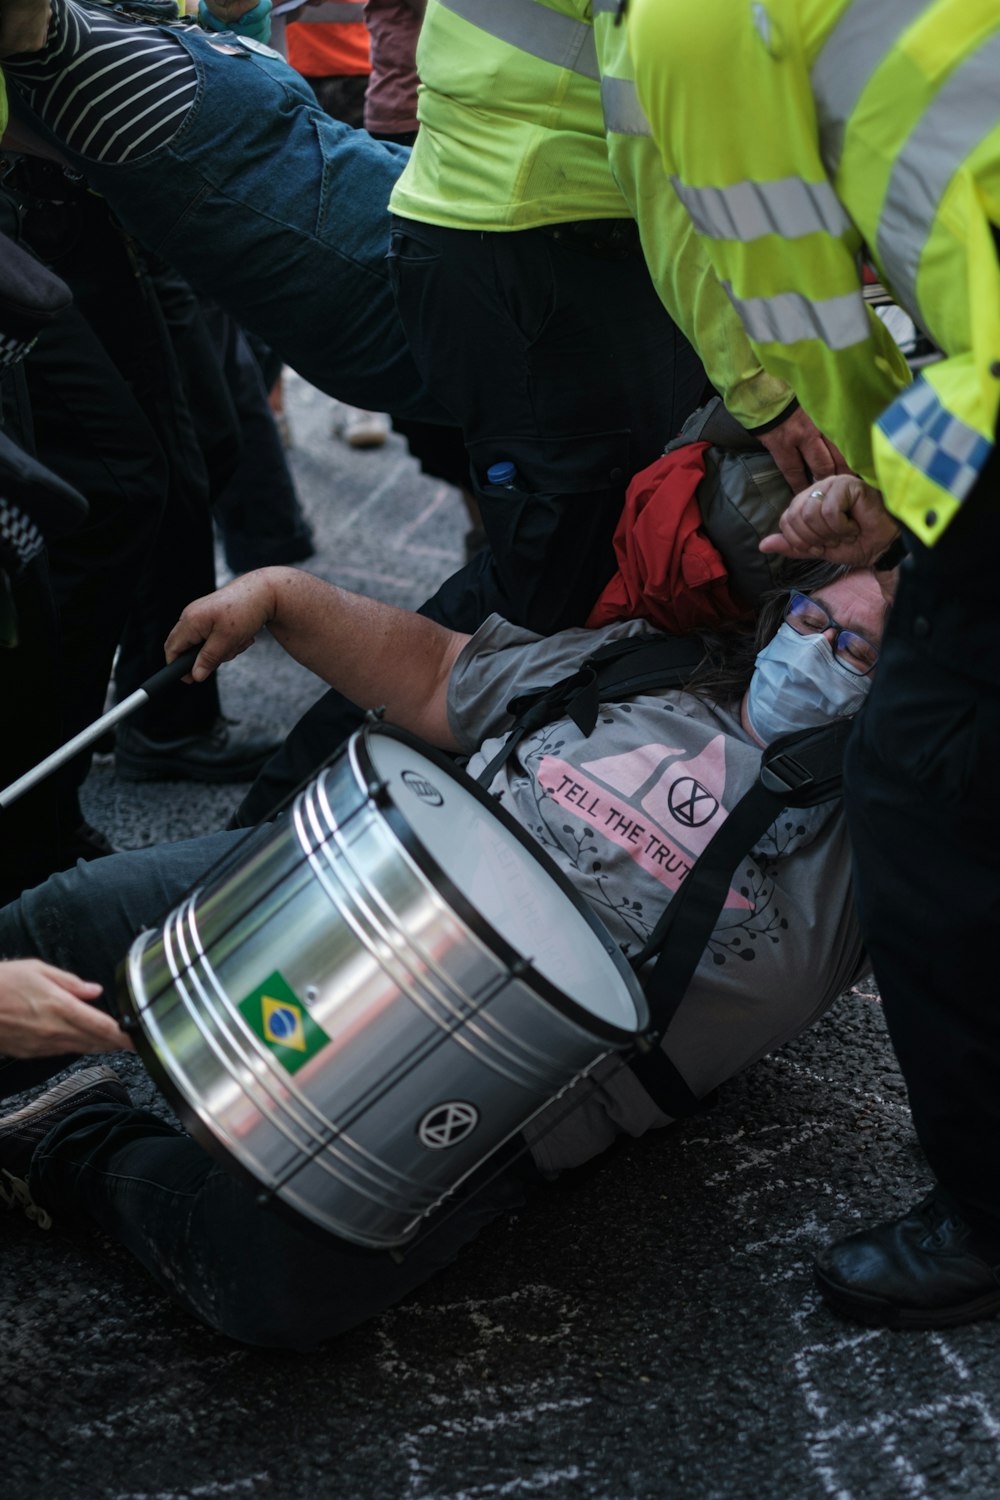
{"left": 349, "top": 724, "right": 649, "bottom": 1045}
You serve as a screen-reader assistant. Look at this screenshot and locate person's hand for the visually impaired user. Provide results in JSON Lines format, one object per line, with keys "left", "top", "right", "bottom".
{"left": 165, "top": 569, "right": 278, "bottom": 682}
{"left": 758, "top": 407, "right": 850, "bottom": 495}
{"left": 0, "top": 0, "right": 51, "bottom": 57}
{"left": 0, "top": 959, "right": 134, "bottom": 1058}
{"left": 759, "top": 474, "right": 900, "bottom": 567}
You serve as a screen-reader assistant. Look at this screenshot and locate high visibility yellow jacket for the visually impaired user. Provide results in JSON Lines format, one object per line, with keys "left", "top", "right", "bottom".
{"left": 389, "top": 0, "right": 796, "bottom": 429}
{"left": 285, "top": 1, "right": 371, "bottom": 80}
{"left": 630, "top": 0, "right": 1000, "bottom": 546}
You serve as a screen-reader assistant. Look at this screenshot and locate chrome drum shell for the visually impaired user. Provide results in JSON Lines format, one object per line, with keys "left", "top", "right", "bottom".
{"left": 121, "top": 727, "right": 647, "bottom": 1248}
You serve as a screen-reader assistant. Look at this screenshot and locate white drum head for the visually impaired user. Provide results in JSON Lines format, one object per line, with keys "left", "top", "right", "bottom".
{"left": 364, "top": 731, "right": 643, "bottom": 1034}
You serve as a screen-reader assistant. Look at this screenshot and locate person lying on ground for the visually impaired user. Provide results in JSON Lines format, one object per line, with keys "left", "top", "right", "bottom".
{"left": 0, "top": 558, "right": 889, "bottom": 1347}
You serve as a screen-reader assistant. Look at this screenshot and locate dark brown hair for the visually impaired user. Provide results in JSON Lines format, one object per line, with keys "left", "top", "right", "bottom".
{"left": 683, "top": 559, "right": 852, "bottom": 706}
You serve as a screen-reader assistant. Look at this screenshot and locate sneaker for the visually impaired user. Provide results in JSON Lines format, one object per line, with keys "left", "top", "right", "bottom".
{"left": 115, "top": 715, "right": 285, "bottom": 784}
{"left": 0, "top": 1065, "right": 130, "bottom": 1229}
{"left": 335, "top": 407, "right": 390, "bottom": 450}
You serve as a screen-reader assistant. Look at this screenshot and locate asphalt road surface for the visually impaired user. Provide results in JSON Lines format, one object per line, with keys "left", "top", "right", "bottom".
{"left": 3, "top": 374, "right": 998, "bottom": 1500}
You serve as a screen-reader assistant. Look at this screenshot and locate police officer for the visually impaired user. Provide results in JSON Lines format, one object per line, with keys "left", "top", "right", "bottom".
{"left": 630, "top": 0, "right": 1000, "bottom": 1329}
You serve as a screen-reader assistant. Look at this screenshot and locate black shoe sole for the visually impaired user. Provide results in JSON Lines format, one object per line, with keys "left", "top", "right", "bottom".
{"left": 815, "top": 1264, "right": 1000, "bottom": 1330}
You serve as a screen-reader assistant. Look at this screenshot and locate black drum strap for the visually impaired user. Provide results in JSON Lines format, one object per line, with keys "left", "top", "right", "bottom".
{"left": 470, "top": 632, "right": 851, "bottom": 1122}
{"left": 628, "top": 719, "right": 853, "bottom": 1118}
{"left": 474, "top": 634, "right": 706, "bottom": 790}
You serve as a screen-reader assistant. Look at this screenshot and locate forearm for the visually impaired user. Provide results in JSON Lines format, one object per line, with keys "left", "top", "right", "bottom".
{"left": 168, "top": 568, "right": 469, "bottom": 749}
{"left": 630, "top": 0, "right": 911, "bottom": 476}
{"left": 635, "top": 172, "right": 797, "bottom": 429}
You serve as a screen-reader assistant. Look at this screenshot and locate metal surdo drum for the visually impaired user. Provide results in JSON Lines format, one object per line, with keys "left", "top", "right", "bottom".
{"left": 121, "top": 726, "right": 648, "bottom": 1248}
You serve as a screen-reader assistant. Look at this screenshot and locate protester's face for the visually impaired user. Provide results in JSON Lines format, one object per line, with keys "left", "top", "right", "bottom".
{"left": 806, "top": 571, "right": 887, "bottom": 656}
{"left": 740, "top": 569, "right": 887, "bottom": 746}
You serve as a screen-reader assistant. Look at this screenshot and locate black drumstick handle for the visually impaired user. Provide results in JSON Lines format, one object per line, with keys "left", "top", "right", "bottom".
{"left": 0, "top": 646, "right": 202, "bottom": 808}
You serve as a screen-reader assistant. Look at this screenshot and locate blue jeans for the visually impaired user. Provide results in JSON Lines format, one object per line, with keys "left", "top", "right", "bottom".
{"left": 0, "top": 833, "right": 528, "bottom": 1348}
{"left": 10, "top": 21, "right": 441, "bottom": 421}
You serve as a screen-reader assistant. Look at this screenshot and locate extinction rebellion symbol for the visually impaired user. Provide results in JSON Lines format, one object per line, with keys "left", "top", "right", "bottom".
{"left": 667, "top": 776, "right": 719, "bottom": 828}
{"left": 401, "top": 769, "right": 444, "bottom": 807}
{"left": 418, "top": 1101, "right": 480, "bottom": 1150}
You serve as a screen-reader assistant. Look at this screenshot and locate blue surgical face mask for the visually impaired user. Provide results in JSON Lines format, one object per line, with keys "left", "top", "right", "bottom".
{"left": 745, "top": 623, "right": 872, "bottom": 745}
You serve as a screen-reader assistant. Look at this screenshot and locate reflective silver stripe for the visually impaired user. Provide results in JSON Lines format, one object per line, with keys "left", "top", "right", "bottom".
{"left": 434, "top": 0, "right": 599, "bottom": 79}
{"left": 810, "top": 0, "right": 933, "bottom": 172}
{"left": 601, "top": 76, "right": 650, "bottom": 137}
{"left": 725, "top": 283, "right": 871, "bottom": 351}
{"left": 298, "top": 1, "right": 365, "bottom": 19}
{"left": 671, "top": 175, "right": 850, "bottom": 242}
{"left": 877, "top": 377, "right": 993, "bottom": 503}
{"left": 752, "top": 3, "right": 773, "bottom": 52}
{"left": 877, "top": 30, "right": 1000, "bottom": 313}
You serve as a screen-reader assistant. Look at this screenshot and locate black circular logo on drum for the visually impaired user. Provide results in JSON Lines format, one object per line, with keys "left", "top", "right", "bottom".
{"left": 417, "top": 1101, "right": 479, "bottom": 1150}
{"left": 667, "top": 776, "right": 719, "bottom": 828}
{"left": 401, "top": 769, "right": 444, "bottom": 807}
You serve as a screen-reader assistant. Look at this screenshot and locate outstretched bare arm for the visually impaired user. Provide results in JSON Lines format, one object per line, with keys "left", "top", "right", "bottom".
{"left": 165, "top": 567, "right": 470, "bottom": 750}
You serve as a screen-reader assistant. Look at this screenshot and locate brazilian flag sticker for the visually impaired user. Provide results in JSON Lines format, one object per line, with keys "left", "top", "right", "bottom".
{"left": 238, "top": 969, "right": 330, "bottom": 1076}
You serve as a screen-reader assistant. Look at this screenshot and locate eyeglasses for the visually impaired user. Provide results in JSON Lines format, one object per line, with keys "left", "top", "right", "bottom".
{"left": 783, "top": 591, "right": 879, "bottom": 676}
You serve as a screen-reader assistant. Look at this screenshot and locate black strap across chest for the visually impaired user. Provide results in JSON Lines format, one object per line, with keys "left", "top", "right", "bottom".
{"left": 474, "top": 634, "right": 851, "bottom": 1119}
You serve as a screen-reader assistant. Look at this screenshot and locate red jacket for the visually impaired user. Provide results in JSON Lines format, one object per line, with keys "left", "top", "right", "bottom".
{"left": 587, "top": 445, "right": 750, "bottom": 634}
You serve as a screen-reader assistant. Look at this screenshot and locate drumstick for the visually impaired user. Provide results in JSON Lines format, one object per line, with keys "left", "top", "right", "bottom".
{"left": 0, "top": 646, "right": 202, "bottom": 809}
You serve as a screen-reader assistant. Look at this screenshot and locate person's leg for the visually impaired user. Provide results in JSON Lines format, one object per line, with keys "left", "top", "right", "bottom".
{"left": 0, "top": 166, "right": 169, "bottom": 806}
{"left": 3, "top": 2, "right": 440, "bottom": 421}
{"left": 0, "top": 548, "right": 65, "bottom": 908}
{"left": 0, "top": 828, "right": 252, "bottom": 990}
{"left": 232, "top": 220, "right": 708, "bottom": 823}
{"left": 111, "top": 261, "right": 228, "bottom": 740}
{"left": 818, "top": 453, "right": 1000, "bottom": 1327}
{"left": 0, "top": 800, "right": 529, "bottom": 1346}
{"left": 23, "top": 1098, "right": 528, "bottom": 1347}
{"left": 0, "top": 827, "right": 252, "bottom": 1102}
{"left": 388, "top": 217, "right": 708, "bottom": 633}
{"left": 205, "top": 301, "right": 315, "bottom": 572}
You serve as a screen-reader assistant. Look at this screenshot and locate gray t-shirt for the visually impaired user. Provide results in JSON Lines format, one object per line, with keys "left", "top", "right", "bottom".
{"left": 447, "top": 616, "right": 867, "bottom": 1172}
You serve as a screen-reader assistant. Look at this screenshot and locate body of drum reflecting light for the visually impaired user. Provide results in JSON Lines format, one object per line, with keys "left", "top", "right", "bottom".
{"left": 121, "top": 726, "right": 648, "bottom": 1249}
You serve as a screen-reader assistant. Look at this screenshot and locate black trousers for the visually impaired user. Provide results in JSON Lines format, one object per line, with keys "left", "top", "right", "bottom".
{"left": 235, "top": 218, "right": 708, "bottom": 824}
{"left": 845, "top": 445, "right": 1000, "bottom": 1236}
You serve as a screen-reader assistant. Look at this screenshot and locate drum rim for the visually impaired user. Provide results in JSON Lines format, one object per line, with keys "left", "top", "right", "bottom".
{"left": 117, "top": 959, "right": 419, "bottom": 1250}
{"left": 349, "top": 724, "right": 650, "bottom": 1045}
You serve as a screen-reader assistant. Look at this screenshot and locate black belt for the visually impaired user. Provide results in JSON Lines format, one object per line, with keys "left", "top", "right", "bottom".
{"left": 535, "top": 217, "right": 641, "bottom": 260}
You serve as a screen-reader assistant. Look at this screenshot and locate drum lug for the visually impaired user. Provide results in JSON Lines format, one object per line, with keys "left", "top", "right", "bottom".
{"left": 634, "top": 1029, "right": 661, "bottom": 1055}
{"left": 366, "top": 777, "right": 391, "bottom": 807}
